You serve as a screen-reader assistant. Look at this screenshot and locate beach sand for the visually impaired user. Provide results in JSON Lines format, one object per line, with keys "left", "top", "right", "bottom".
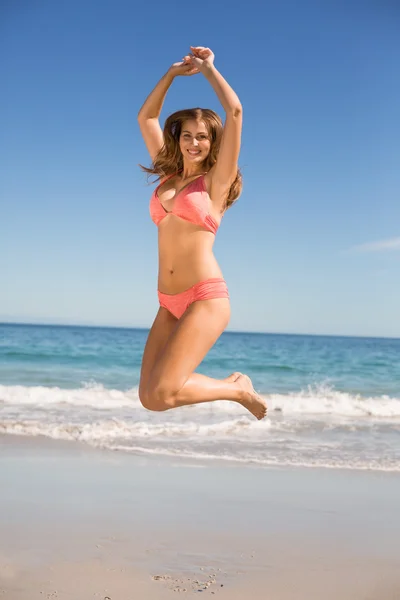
{"left": 1, "top": 434, "right": 400, "bottom": 599}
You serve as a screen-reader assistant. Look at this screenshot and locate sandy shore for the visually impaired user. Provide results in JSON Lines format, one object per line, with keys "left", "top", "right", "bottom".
{"left": 1, "top": 434, "right": 400, "bottom": 599}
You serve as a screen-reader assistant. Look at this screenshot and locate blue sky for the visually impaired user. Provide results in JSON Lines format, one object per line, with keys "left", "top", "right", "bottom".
{"left": 1, "top": 0, "right": 399, "bottom": 337}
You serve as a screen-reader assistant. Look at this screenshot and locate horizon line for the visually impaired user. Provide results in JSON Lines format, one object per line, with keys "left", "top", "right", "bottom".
{"left": 0, "top": 320, "right": 399, "bottom": 341}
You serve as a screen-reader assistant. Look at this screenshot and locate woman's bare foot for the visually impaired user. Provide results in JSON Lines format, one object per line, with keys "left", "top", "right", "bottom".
{"left": 235, "top": 374, "right": 267, "bottom": 420}
{"left": 224, "top": 372, "right": 242, "bottom": 383}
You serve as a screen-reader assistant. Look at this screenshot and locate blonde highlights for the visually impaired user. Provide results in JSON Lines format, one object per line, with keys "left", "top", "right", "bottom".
{"left": 141, "top": 108, "right": 242, "bottom": 208}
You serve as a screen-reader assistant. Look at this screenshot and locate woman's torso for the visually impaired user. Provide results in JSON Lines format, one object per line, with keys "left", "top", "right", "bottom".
{"left": 150, "top": 173, "right": 224, "bottom": 294}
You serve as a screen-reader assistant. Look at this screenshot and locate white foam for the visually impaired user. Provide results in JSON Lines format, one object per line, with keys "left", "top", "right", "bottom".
{"left": 267, "top": 383, "right": 400, "bottom": 419}
{"left": 0, "top": 416, "right": 273, "bottom": 442}
{"left": 2, "top": 419, "right": 396, "bottom": 472}
{"left": 0, "top": 383, "right": 138, "bottom": 409}
{"left": 1, "top": 382, "right": 398, "bottom": 420}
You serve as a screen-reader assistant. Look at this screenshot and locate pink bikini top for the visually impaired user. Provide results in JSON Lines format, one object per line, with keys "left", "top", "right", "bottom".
{"left": 149, "top": 173, "right": 219, "bottom": 235}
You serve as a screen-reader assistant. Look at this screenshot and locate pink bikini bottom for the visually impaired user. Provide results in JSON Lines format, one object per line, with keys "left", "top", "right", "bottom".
{"left": 158, "top": 278, "right": 229, "bottom": 319}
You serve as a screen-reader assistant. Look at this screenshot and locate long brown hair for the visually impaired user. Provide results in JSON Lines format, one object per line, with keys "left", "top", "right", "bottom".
{"left": 141, "top": 108, "right": 242, "bottom": 209}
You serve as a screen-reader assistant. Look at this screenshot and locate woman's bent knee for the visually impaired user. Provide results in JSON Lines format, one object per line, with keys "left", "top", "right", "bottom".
{"left": 138, "top": 390, "right": 168, "bottom": 412}
{"left": 139, "top": 383, "right": 175, "bottom": 412}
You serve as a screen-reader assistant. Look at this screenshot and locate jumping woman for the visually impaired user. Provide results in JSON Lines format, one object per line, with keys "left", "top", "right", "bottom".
{"left": 138, "top": 46, "right": 267, "bottom": 420}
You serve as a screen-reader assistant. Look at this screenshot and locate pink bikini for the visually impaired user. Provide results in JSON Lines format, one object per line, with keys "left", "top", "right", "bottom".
{"left": 149, "top": 174, "right": 229, "bottom": 319}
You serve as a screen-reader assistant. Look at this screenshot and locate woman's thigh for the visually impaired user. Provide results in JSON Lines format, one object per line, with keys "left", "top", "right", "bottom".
{"left": 139, "top": 307, "right": 178, "bottom": 403}
{"left": 147, "top": 298, "right": 231, "bottom": 395}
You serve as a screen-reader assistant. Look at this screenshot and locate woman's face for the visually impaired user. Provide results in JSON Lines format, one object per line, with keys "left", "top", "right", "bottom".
{"left": 179, "top": 119, "right": 211, "bottom": 165}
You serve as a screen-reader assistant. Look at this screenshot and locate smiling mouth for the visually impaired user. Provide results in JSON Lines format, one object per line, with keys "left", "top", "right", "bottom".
{"left": 187, "top": 149, "right": 201, "bottom": 156}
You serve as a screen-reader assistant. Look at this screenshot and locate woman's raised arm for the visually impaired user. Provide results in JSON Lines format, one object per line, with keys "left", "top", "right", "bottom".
{"left": 189, "top": 47, "right": 242, "bottom": 198}
{"left": 138, "top": 59, "right": 199, "bottom": 162}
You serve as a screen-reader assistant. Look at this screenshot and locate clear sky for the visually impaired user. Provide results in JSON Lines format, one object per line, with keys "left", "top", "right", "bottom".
{"left": 1, "top": 0, "right": 399, "bottom": 337}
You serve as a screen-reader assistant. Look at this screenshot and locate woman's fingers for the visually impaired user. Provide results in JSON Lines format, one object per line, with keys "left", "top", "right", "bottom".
{"left": 190, "top": 46, "right": 205, "bottom": 56}
{"left": 182, "top": 61, "right": 200, "bottom": 75}
{"left": 189, "top": 46, "right": 213, "bottom": 61}
{"left": 179, "top": 46, "right": 214, "bottom": 73}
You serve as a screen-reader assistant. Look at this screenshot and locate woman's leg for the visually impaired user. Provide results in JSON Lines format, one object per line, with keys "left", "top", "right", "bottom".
{"left": 139, "top": 307, "right": 178, "bottom": 408}
{"left": 145, "top": 298, "right": 267, "bottom": 419}
{"left": 139, "top": 306, "right": 242, "bottom": 409}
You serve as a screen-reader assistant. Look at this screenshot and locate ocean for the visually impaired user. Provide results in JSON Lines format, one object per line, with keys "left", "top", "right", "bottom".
{"left": 1, "top": 323, "right": 399, "bottom": 472}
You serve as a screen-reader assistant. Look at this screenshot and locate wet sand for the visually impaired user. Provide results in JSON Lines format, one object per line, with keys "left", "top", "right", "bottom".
{"left": 1, "top": 434, "right": 400, "bottom": 599}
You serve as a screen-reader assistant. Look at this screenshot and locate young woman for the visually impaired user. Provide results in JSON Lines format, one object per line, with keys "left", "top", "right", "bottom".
{"left": 137, "top": 46, "right": 267, "bottom": 420}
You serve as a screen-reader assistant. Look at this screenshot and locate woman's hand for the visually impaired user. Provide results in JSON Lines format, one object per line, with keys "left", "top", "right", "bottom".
{"left": 169, "top": 56, "right": 199, "bottom": 77}
{"left": 189, "top": 46, "right": 215, "bottom": 72}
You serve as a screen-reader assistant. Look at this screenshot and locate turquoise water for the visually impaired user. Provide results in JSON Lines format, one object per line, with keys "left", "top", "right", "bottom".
{"left": 2, "top": 323, "right": 399, "bottom": 394}
{"left": 1, "top": 323, "right": 399, "bottom": 471}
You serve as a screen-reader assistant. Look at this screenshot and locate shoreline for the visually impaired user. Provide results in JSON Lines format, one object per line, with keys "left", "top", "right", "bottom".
{"left": 1, "top": 430, "right": 399, "bottom": 474}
